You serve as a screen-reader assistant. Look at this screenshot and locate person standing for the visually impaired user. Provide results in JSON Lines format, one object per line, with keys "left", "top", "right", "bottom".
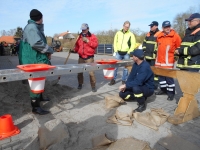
{"left": 142, "top": 21, "right": 161, "bottom": 90}
{"left": 0, "top": 42, "right": 4, "bottom": 56}
{"left": 19, "top": 9, "right": 54, "bottom": 115}
{"left": 74, "top": 23, "right": 98, "bottom": 92}
{"left": 109, "top": 21, "right": 136, "bottom": 86}
{"left": 119, "top": 49, "right": 154, "bottom": 112}
{"left": 175, "top": 13, "right": 200, "bottom": 72}
{"left": 155, "top": 21, "right": 181, "bottom": 101}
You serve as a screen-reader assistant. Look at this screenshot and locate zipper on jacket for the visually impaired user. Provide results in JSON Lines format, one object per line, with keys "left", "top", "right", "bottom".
{"left": 120, "top": 32, "right": 125, "bottom": 50}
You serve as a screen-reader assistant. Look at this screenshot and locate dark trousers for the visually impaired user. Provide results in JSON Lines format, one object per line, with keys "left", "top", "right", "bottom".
{"left": 119, "top": 85, "right": 154, "bottom": 104}
{"left": 159, "top": 76, "right": 175, "bottom": 95}
{"left": 146, "top": 59, "right": 159, "bottom": 89}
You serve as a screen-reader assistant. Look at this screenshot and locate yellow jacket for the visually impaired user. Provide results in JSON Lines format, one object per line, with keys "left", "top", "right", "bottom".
{"left": 114, "top": 29, "right": 136, "bottom": 54}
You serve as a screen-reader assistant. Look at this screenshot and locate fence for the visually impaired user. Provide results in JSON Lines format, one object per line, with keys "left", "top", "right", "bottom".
{"left": 96, "top": 44, "right": 113, "bottom": 55}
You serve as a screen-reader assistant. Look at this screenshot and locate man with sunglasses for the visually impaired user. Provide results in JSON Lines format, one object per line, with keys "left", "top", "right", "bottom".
{"left": 74, "top": 23, "right": 98, "bottom": 92}
{"left": 175, "top": 13, "right": 200, "bottom": 72}
{"left": 109, "top": 21, "right": 136, "bottom": 86}
{"left": 155, "top": 21, "right": 181, "bottom": 101}
{"left": 142, "top": 21, "right": 161, "bottom": 90}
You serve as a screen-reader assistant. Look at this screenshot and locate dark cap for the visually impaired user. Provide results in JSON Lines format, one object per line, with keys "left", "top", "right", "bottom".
{"left": 185, "top": 13, "right": 200, "bottom": 21}
{"left": 30, "top": 9, "right": 43, "bottom": 21}
{"left": 162, "top": 21, "right": 171, "bottom": 27}
{"left": 80, "top": 23, "right": 89, "bottom": 30}
{"left": 130, "top": 49, "right": 144, "bottom": 59}
{"left": 148, "top": 21, "right": 158, "bottom": 27}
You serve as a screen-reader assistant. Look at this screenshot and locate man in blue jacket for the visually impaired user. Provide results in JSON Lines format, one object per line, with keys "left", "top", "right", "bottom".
{"left": 119, "top": 49, "right": 154, "bottom": 112}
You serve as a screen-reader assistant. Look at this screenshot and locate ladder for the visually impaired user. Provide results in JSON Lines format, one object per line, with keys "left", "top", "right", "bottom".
{"left": 0, "top": 61, "right": 133, "bottom": 83}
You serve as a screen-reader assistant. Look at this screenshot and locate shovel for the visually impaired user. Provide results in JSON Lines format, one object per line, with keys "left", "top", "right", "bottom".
{"left": 51, "top": 34, "right": 80, "bottom": 86}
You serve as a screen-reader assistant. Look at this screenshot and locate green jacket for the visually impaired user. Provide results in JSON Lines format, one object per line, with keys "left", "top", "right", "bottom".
{"left": 114, "top": 29, "right": 136, "bottom": 54}
{"left": 19, "top": 20, "right": 53, "bottom": 65}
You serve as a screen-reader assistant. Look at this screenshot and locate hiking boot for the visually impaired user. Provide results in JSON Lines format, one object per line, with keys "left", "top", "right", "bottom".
{"left": 134, "top": 103, "right": 146, "bottom": 112}
{"left": 32, "top": 107, "right": 50, "bottom": 115}
{"left": 77, "top": 84, "right": 82, "bottom": 89}
{"left": 155, "top": 90, "right": 166, "bottom": 95}
{"left": 122, "top": 81, "right": 126, "bottom": 85}
{"left": 167, "top": 94, "right": 174, "bottom": 101}
{"left": 108, "top": 79, "right": 115, "bottom": 86}
{"left": 92, "top": 87, "right": 97, "bottom": 92}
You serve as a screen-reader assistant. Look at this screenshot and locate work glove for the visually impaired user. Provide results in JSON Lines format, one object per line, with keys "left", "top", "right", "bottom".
{"left": 82, "top": 37, "right": 89, "bottom": 43}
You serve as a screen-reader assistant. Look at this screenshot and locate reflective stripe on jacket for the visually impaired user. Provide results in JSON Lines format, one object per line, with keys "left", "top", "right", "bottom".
{"left": 176, "top": 24, "right": 200, "bottom": 69}
{"left": 155, "top": 29, "right": 181, "bottom": 68}
{"left": 114, "top": 29, "right": 136, "bottom": 54}
{"left": 142, "top": 29, "right": 161, "bottom": 59}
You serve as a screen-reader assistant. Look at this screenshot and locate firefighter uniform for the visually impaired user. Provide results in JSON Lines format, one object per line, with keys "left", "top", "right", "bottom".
{"left": 176, "top": 13, "right": 200, "bottom": 72}
{"left": 142, "top": 21, "right": 161, "bottom": 89}
{"left": 155, "top": 21, "right": 181, "bottom": 100}
{"left": 119, "top": 49, "right": 154, "bottom": 112}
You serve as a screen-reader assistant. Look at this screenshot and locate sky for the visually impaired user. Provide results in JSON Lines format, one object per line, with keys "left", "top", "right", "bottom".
{"left": 0, "top": 0, "right": 199, "bottom": 37}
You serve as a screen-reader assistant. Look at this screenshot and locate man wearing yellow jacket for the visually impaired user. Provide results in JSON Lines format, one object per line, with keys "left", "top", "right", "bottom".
{"left": 109, "top": 21, "right": 136, "bottom": 85}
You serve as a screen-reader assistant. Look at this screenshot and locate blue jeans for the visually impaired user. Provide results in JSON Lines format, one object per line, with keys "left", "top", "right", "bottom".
{"left": 114, "top": 52, "right": 130, "bottom": 81}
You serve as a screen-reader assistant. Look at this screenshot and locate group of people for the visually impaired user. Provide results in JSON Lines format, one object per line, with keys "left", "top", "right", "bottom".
{"left": 18, "top": 8, "right": 200, "bottom": 115}
{"left": 0, "top": 42, "right": 20, "bottom": 56}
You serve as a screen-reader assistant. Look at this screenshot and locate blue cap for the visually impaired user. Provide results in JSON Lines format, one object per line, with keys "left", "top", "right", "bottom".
{"left": 185, "top": 13, "right": 200, "bottom": 21}
{"left": 148, "top": 21, "right": 158, "bottom": 27}
{"left": 130, "top": 49, "right": 144, "bottom": 59}
{"left": 162, "top": 21, "right": 171, "bottom": 27}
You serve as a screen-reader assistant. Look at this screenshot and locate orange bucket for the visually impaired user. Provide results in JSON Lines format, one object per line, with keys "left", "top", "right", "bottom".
{"left": 0, "top": 114, "right": 20, "bottom": 140}
{"left": 17, "top": 64, "right": 56, "bottom": 94}
{"left": 96, "top": 59, "right": 118, "bottom": 80}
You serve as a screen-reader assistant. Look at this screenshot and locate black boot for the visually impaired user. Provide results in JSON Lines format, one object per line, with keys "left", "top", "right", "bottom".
{"left": 134, "top": 103, "right": 146, "bottom": 112}
{"left": 155, "top": 89, "right": 166, "bottom": 95}
{"left": 40, "top": 94, "right": 50, "bottom": 101}
{"left": 108, "top": 79, "right": 115, "bottom": 86}
{"left": 167, "top": 94, "right": 174, "bottom": 101}
{"left": 31, "top": 98, "right": 49, "bottom": 115}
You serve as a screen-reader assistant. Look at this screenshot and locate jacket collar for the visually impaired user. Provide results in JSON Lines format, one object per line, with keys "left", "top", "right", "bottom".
{"left": 28, "top": 19, "right": 44, "bottom": 32}
{"left": 80, "top": 31, "right": 92, "bottom": 37}
{"left": 158, "top": 29, "right": 175, "bottom": 38}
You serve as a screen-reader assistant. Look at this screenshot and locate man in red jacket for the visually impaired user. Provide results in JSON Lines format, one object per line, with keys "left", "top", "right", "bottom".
{"left": 74, "top": 23, "right": 98, "bottom": 92}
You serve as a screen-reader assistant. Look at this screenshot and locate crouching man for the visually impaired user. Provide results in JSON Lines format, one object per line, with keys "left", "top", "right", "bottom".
{"left": 119, "top": 49, "right": 154, "bottom": 112}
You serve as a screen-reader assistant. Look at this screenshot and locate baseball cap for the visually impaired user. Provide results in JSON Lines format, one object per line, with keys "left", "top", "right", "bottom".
{"left": 80, "top": 23, "right": 89, "bottom": 30}
{"left": 185, "top": 13, "right": 200, "bottom": 21}
{"left": 148, "top": 21, "right": 158, "bottom": 27}
{"left": 162, "top": 21, "right": 171, "bottom": 27}
{"left": 130, "top": 49, "right": 144, "bottom": 59}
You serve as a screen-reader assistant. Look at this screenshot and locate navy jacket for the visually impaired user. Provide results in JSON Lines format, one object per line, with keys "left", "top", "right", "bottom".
{"left": 126, "top": 60, "right": 154, "bottom": 90}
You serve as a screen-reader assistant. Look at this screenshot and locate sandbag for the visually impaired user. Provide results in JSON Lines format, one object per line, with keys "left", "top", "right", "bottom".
{"left": 133, "top": 112, "right": 158, "bottom": 130}
{"left": 108, "top": 137, "right": 151, "bottom": 150}
{"left": 150, "top": 108, "right": 169, "bottom": 126}
{"left": 105, "top": 95, "right": 124, "bottom": 109}
{"left": 107, "top": 105, "right": 133, "bottom": 126}
{"left": 133, "top": 108, "right": 169, "bottom": 130}
{"left": 92, "top": 134, "right": 113, "bottom": 150}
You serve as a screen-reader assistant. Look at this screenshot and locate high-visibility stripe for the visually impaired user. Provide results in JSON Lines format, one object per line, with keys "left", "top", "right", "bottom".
{"left": 154, "top": 77, "right": 159, "bottom": 80}
{"left": 183, "top": 47, "right": 188, "bottom": 55}
{"left": 177, "top": 64, "right": 200, "bottom": 68}
{"left": 168, "top": 84, "right": 175, "bottom": 87}
{"left": 167, "top": 88, "right": 174, "bottom": 91}
{"left": 142, "top": 46, "right": 146, "bottom": 49}
{"left": 160, "top": 85, "right": 167, "bottom": 87}
{"left": 155, "top": 62, "right": 174, "bottom": 66}
{"left": 125, "top": 95, "right": 131, "bottom": 100}
{"left": 146, "top": 41, "right": 156, "bottom": 44}
{"left": 160, "top": 81, "right": 167, "bottom": 84}
{"left": 181, "top": 40, "right": 200, "bottom": 47}
{"left": 145, "top": 56, "right": 154, "bottom": 59}
{"left": 134, "top": 93, "right": 143, "bottom": 97}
